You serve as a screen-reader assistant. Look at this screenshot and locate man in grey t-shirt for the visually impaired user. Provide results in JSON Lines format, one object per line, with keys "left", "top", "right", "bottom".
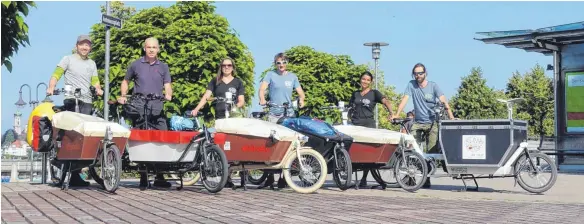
{"left": 46, "top": 34, "right": 104, "bottom": 187}
{"left": 392, "top": 63, "right": 455, "bottom": 188}
{"left": 47, "top": 35, "right": 104, "bottom": 114}
{"left": 259, "top": 52, "right": 306, "bottom": 123}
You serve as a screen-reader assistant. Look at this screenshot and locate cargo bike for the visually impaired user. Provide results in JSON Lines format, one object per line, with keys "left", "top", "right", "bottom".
{"left": 30, "top": 86, "right": 129, "bottom": 193}
{"left": 324, "top": 101, "right": 429, "bottom": 192}
{"left": 104, "top": 93, "right": 230, "bottom": 193}
{"left": 392, "top": 98, "right": 558, "bottom": 193}
{"left": 243, "top": 99, "right": 354, "bottom": 191}
{"left": 182, "top": 93, "right": 329, "bottom": 194}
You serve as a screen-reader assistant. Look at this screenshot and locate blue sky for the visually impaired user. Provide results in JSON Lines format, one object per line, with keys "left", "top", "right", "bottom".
{"left": 2, "top": 1, "right": 584, "bottom": 133}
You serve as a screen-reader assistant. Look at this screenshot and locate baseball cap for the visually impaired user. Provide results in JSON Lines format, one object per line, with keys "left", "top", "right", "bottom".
{"left": 77, "top": 34, "right": 91, "bottom": 43}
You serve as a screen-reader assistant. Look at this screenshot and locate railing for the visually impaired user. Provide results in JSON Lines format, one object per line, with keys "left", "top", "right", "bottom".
{"left": 1, "top": 150, "right": 49, "bottom": 183}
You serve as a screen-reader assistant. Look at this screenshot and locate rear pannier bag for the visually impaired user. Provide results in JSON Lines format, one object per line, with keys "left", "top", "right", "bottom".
{"left": 32, "top": 116, "right": 54, "bottom": 152}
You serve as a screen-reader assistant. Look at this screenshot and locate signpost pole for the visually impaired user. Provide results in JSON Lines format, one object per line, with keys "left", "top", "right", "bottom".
{"left": 104, "top": 1, "right": 111, "bottom": 121}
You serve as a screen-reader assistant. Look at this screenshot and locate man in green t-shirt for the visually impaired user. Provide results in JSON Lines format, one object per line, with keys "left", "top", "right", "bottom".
{"left": 46, "top": 34, "right": 104, "bottom": 186}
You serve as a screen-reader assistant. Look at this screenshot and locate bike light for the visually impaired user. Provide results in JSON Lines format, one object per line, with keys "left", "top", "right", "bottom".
{"left": 342, "top": 111, "right": 348, "bottom": 120}
{"left": 106, "top": 126, "right": 113, "bottom": 141}
{"left": 298, "top": 135, "right": 309, "bottom": 144}
{"left": 64, "top": 85, "right": 73, "bottom": 97}
{"left": 292, "top": 100, "right": 298, "bottom": 109}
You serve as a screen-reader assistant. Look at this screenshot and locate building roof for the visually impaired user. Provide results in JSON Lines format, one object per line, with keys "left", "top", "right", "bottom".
{"left": 474, "top": 21, "right": 584, "bottom": 56}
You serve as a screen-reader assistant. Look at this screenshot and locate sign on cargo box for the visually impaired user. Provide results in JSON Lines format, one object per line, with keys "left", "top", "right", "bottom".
{"left": 462, "top": 135, "right": 486, "bottom": 160}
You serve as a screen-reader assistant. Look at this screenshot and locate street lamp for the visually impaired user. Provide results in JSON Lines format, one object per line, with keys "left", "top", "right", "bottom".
{"left": 15, "top": 84, "right": 32, "bottom": 108}
{"left": 363, "top": 42, "right": 389, "bottom": 128}
{"left": 31, "top": 82, "right": 53, "bottom": 107}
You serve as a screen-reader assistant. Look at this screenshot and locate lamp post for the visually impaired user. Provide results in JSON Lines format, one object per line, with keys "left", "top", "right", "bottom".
{"left": 15, "top": 84, "right": 32, "bottom": 108}
{"left": 363, "top": 42, "right": 389, "bottom": 128}
{"left": 30, "top": 82, "right": 52, "bottom": 107}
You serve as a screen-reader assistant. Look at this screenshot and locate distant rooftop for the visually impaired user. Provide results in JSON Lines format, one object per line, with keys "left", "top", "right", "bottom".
{"left": 475, "top": 21, "right": 584, "bottom": 56}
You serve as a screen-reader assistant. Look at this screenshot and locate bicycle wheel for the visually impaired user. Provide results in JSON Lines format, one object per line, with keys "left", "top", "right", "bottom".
{"left": 200, "top": 145, "right": 229, "bottom": 193}
{"left": 246, "top": 170, "right": 268, "bottom": 185}
{"left": 101, "top": 144, "right": 122, "bottom": 193}
{"left": 332, "top": 148, "right": 352, "bottom": 190}
{"left": 371, "top": 168, "right": 399, "bottom": 188}
{"left": 171, "top": 171, "right": 200, "bottom": 186}
{"left": 394, "top": 151, "right": 428, "bottom": 192}
{"left": 514, "top": 152, "right": 557, "bottom": 194}
{"left": 283, "top": 148, "right": 328, "bottom": 194}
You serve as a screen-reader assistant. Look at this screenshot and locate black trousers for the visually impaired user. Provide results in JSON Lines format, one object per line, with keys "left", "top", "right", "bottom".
{"left": 352, "top": 118, "right": 375, "bottom": 128}
{"left": 130, "top": 115, "right": 168, "bottom": 130}
{"left": 64, "top": 99, "right": 93, "bottom": 115}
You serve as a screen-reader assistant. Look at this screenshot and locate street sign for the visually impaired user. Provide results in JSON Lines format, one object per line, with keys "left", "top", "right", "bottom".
{"left": 101, "top": 14, "right": 122, "bottom": 28}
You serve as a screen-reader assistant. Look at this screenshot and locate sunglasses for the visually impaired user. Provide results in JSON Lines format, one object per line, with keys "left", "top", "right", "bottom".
{"left": 221, "top": 64, "right": 233, "bottom": 68}
{"left": 276, "top": 61, "right": 288, "bottom": 65}
{"left": 413, "top": 72, "right": 425, "bottom": 76}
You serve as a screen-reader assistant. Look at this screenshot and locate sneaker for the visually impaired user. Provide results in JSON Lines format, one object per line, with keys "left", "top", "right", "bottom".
{"left": 359, "top": 178, "right": 368, "bottom": 187}
{"left": 225, "top": 178, "right": 235, "bottom": 188}
{"left": 139, "top": 173, "right": 148, "bottom": 188}
{"left": 258, "top": 173, "right": 274, "bottom": 189}
{"left": 153, "top": 179, "right": 171, "bottom": 188}
{"left": 422, "top": 177, "right": 431, "bottom": 188}
{"left": 277, "top": 177, "right": 288, "bottom": 189}
{"left": 69, "top": 173, "right": 90, "bottom": 187}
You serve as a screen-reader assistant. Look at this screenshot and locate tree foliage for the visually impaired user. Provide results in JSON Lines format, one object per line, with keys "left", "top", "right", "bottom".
{"left": 375, "top": 70, "right": 405, "bottom": 131}
{"left": 89, "top": 1, "right": 255, "bottom": 120}
{"left": 1, "top": 1, "right": 35, "bottom": 72}
{"left": 1, "top": 129, "right": 18, "bottom": 148}
{"left": 451, "top": 67, "right": 506, "bottom": 120}
{"left": 505, "top": 64, "right": 554, "bottom": 137}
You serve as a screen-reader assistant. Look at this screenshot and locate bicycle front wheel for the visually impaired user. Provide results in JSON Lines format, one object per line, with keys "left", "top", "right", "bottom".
{"left": 514, "top": 152, "right": 557, "bottom": 194}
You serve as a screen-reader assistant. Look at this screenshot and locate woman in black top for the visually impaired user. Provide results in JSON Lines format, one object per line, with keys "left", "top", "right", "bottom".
{"left": 349, "top": 71, "right": 395, "bottom": 187}
{"left": 192, "top": 57, "right": 246, "bottom": 118}
{"left": 191, "top": 57, "right": 246, "bottom": 188}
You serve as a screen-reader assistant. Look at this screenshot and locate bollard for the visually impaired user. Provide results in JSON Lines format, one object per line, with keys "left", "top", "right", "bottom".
{"left": 30, "top": 151, "right": 34, "bottom": 182}
{"left": 10, "top": 163, "right": 19, "bottom": 182}
{"left": 41, "top": 152, "right": 48, "bottom": 184}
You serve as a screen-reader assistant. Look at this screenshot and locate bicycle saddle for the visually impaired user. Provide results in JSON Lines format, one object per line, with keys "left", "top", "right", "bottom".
{"left": 251, "top": 112, "right": 267, "bottom": 118}
{"left": 52, "top": 105, "right": 66, "bottom": 113}
{"left": 391, "top": 118, "right": 412, "bottom": 125}
{"left": 107, "top": 100, "right": 119, "bottom": 105}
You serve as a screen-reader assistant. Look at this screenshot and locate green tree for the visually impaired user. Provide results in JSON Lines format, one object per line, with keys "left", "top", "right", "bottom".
{"left": 260, "top": 46, "right": 369, "bottom": 123}
{"left": 505, "top": 64, "right": 554, "bottom": 137}
{"left": 1, "top": 129, "right": 18, "bottom": 148}
{"left": 450, "top": 67, "right": 507, "bottom": 120}
{"left": 375, "top": 70, "right": 405, "bottom": 131}
{"left": 100, "top": 1, "right": 136, "bottom": 21}
{"left": 89, "top": 1, "right": 255, "bottom": 120}
{"left": 1, "top": 1, "right": 36, "bottom": 72}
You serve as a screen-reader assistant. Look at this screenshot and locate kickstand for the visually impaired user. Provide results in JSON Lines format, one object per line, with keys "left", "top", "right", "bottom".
{"left": 354, "top": 171, "right": 359, "bottom": 190}
{"left": 460, "top": 174, "right": 479, "bottom": 192}
{"left": 177, "top": 172, "right": 183, "bottom": 190}
{"left": 241, "top": 165, "right": 247, "bottom": 191}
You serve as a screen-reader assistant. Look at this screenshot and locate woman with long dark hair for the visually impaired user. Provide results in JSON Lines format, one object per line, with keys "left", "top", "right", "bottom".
{"left": 348, "top": 71, "right": 395, "bottom": 187}
{"left": 191, "top": 57, "right": 245, "bottom": 118}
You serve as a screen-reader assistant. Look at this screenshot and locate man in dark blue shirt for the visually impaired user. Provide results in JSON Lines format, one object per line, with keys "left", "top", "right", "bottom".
{"left": 118, "top": 37, "right": 173, "bottom": 188}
